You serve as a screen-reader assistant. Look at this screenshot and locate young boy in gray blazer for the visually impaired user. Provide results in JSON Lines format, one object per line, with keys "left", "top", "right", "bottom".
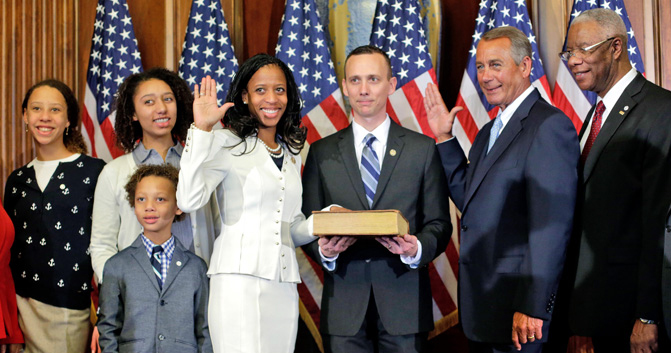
{"left": 97, "top": 164, "right": 212, "bottom": 353}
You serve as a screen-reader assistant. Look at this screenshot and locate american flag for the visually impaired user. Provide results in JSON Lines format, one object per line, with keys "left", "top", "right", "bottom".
{"left": 370, "top": 0, "right": 461, "bottom": 335}
{"left": 275, "top": 0, "right": 349, "bottom": 151}
{"left": 553, "top": 0, "right": 644, "bottom": 131}
{"left": 371, "top": 0, "right": 436, "bottom": 137}
{"left": 82, "top": 0, "right": 143, "bottom": 162}
{"left": 274, "top": 0, "right": 348, "bottom": 344}
{"left": 454, "top": 0, "right": 553, "bottom": 156}
{"left": 179, "top": 0, "right": 238, "bottom": 107}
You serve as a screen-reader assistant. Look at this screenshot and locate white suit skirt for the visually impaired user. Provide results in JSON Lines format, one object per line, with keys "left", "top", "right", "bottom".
{"left": 209, "top": 273, "right": 299, "bottom": 353}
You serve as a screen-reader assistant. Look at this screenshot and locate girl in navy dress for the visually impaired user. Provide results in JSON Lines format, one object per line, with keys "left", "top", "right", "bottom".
{"left": 4, "top": 80, "right": 105, "bottom": 353}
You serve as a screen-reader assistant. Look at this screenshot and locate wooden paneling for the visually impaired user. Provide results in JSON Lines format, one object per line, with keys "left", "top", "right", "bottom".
{"left": 128, "top": 1, "right": 167, "bottom": 70}
{"left": 437, "top": 0, "right": 479, "bottom": 107}
{"left": 659, "top": 0, "right": 671, "bottom": 88}
{"left": 1, "top": 0, "right": 78, "bottom": 201}
{"left": 624, "top": 0, "right": 646, "bottom": 64}
{"left": 242, "top": 0, "right": 284, "bottom": 58}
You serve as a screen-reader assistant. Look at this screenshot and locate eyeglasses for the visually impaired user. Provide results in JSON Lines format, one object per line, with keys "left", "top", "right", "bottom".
{"left": 558, "top": 37, "right": 615, "bottom": 62}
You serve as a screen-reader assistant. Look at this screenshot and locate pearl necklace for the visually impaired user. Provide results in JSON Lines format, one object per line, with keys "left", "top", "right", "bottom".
{"left": 259, "top": 138, "right": 284, "bottom": 159}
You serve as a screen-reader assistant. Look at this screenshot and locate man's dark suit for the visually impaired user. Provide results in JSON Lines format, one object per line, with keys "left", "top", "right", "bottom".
{"left": 567, "top": 73, "right": 671, "bottom": 338}
{"left": 663, "top": 205, "right": 671, "bottom": 341}
{"left": 301, "top": 120, "right": 451, "bottom": 338}
{"left": 438, "top": 89, "right": 579, "bottom": 344}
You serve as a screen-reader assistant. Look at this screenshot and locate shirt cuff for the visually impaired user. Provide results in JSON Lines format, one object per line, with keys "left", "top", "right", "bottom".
{"left": 319, "top": 246, "right": 338, "bottom": 271}
{"left": 400, "top": 240, "right": 422, "bottom": 269}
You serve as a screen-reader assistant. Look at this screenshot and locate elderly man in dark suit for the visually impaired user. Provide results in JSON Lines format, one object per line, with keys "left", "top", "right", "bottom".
{"left": 556, "top": 8, "right": 671, "bottom": 353}
{"left": 424, "top": 26, "right": 580, "bottom": 353}
{"left": 664, "top": 208, "right": 671, "bottom": 346}
{"left": 301, "top": 45, "right": 451, "bottom": 353}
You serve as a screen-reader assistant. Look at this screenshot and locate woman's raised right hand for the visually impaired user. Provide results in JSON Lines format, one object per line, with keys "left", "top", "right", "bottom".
{"left": 193, "top": 76, "right": 234, "bottom": 132}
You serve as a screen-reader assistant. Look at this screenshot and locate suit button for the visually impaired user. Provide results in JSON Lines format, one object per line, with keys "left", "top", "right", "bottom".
{"left": 158, "top": 334, "right": 165, "bottom": 340}
{"left": 160, "top": 300, "right": 165, "bottom": 306}
{"left": 460, "top": 225, "right": 468, "bottom": 231}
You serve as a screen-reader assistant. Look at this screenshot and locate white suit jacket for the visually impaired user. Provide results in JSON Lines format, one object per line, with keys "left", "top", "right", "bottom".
{"left": 177, "top": 127, "right": 315, "bottom": 283}
{"left": 91, "top": 153, "right": 221, "bottom": 283}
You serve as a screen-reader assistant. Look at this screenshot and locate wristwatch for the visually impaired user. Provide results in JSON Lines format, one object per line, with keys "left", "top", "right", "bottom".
{"left": 639, "top": 318, "right": 658, "bottom": 325}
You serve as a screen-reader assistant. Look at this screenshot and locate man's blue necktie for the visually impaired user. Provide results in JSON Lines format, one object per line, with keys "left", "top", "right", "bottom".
{"left": 360, "top": 133, "right": 380, "bottom": 208}
{"left": 487, "top": 112, "right": 504, "bottom": 153}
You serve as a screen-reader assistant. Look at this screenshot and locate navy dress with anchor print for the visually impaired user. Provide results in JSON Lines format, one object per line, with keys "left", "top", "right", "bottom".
{"left": 4, "top": 154, "right": 105, "bottom": 310}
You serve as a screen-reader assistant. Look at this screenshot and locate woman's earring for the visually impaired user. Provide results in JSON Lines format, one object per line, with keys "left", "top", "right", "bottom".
{"left": 243, "top": 101, "right": 248, "bottom": 105}
{"left": 66, "top": 126, "right": 69, "bottom": 135}
{"left": 25, "top": 123, "right": 28, "bottom": 132}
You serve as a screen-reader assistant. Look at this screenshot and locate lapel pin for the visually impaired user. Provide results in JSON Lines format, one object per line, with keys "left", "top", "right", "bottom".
{"left": 389, "top": 149, "right": 397, "bottom": 156}
{"left": 619, "top": 111, "right": 625, "bottom": 115}
{"left": 176, "top": 261, "right": 182, "bottom": 267}
{"left": 624, "top": 106, "right": 629, "bottom": 111}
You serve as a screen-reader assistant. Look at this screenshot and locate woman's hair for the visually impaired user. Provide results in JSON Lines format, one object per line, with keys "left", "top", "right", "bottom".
{"left": 124, "top": 164, "right": 185, "bottom": 222}
{"left": 22, "top": 79, "right": 88, "bottom": 154}
{"left": 223, "top": 53, "right": 306, "bottom": 153}
{"left": 113, "top": 67, "right": 193, "bottom": 153}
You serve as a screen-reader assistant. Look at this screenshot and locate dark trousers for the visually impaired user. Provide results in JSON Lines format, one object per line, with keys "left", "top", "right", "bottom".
{"left": 468, "top": 340, "right": 543, "bottom": 353}
{"left": 323, "top": 291, "right": 427, "bottom": 353}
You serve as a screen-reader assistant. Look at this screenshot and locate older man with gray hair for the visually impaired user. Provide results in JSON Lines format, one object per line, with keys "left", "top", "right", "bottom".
{"left": 425, "top": 25, "right": 579, "bottom": 353}
{"left": 556, "top": 8, "right": 671, "bottom": 353}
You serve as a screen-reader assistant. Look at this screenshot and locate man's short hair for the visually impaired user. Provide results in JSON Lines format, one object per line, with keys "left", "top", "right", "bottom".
{"left": 124, "top": 164, "right": 185, "bottom": 222}
{"left": 344, "top": 45, "right": 393, "bottom": 79}
{"left": 481, "top": 26, "right": 532, "bottom": 65}
{"left": 573, "top": 8, "right": 628, "bottom": 47}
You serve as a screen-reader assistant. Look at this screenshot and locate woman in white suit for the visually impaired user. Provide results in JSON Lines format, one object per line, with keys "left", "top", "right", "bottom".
{"left": 177, "top": 54, "right": 317, "bottom": 353}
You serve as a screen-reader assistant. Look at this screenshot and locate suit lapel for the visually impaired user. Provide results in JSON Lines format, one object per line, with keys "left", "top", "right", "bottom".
{"left": 463, "top": 90, "right": 539, "bottom": 210}
{"left": 583, "top": 73, "right": 645, "bottom": 183}
{"left": 162, "top": 242, "right": 189, "bottom": 293}
{"left": 373, "top": 122, "right": 404, "bottom": 208}
{"left": 129, "top": 238, "right": 162, "bottom": 294}
{"left": 337, "top": 126, "right": 370, "bottom": 209}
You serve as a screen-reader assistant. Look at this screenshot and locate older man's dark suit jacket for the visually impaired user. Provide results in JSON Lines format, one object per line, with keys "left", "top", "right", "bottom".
{"left": 568, "top": 73, "right": 671, "bottom": 337}
{"left": 663, "top": 206, "right": 671, "bottom": 340}
{"left": 438, "top": 89, "right": 579, "bottom": 343}
{"left": 301, "top": 120, "right": 451, "bottom": 336}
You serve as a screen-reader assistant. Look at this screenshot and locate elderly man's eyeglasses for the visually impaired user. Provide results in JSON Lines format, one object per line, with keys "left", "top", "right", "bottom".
{"left": 558, "top": 37, "right": 615, "bottom": 62}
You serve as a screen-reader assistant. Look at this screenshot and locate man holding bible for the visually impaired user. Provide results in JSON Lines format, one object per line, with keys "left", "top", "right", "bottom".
{"left": 301, "top": 45, "right": 451, "bottom": 353}
{"left": 424, "top": 27, "right": 580, "bottom": 352}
